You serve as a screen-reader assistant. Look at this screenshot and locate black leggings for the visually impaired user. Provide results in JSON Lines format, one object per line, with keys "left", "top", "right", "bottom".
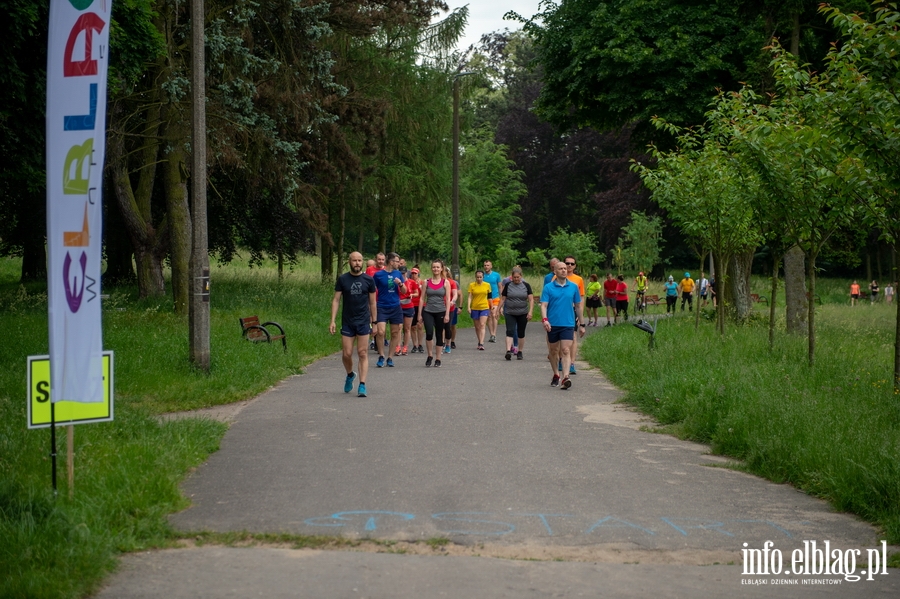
{"left": 422, "top": 311, "right": 445, "bottom": 346}
{"left": 505, "top": 314, "right": 528, "bottom": 338}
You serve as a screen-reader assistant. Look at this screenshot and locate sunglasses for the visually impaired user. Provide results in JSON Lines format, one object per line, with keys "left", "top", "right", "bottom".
{"left": 565, "top": 262, "right": 576, "bottom": 266}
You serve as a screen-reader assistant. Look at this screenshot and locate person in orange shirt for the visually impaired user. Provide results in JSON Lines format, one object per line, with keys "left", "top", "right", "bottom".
{"left": 850, "top": 280, "right": 860, "bottom": 306}
{"left": 678, "top": 272, "right": 695, "bottom": 312}
{"left": 563, "top": 256, "right": 586, "bottom": 376}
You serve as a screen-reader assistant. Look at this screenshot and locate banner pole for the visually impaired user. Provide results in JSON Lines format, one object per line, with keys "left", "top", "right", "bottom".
{"left": 50, "top": 402, "right": 57, "bottom": 495}
{"left": 67, "top": 425, "right": 74, "bottom": 499}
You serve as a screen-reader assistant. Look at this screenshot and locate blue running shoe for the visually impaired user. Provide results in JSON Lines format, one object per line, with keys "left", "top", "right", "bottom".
{"left": 386, "top": 357, "right": 394, "bottom": 367}
{"left": 344, "top": 371, "right": 356, "bottom": 393}
{"left": 570, "top": 364, "right": 577, "bottom": 375}
{"left": 376, "top": 356, "right": 385, "bottom": 368}
{"left": 357, "top": 383, "right": 367, "bottom": 398}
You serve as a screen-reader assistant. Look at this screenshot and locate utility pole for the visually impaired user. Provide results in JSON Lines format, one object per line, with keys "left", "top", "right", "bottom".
{"left": 451, "top": 71, "right": 474, "bottom": 283}
{"left": 190, "top": 0, "right": 210, "bottom": 371}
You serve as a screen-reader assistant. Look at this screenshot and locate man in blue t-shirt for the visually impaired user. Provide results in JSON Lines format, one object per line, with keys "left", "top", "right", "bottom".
{"left": 540, "top": 261, "right": 583, "bottom": 391}
{"left": 330, "top": 251, "right": 377, "bottom": 397}
{"left": 483, "top": 260, "right": 503, "bottom": 343}
{"left": 372, "top": 252, "right": 406, "bottom": 368}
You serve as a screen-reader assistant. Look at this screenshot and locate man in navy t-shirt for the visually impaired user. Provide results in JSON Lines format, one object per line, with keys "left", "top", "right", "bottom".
{"left": 372, "top": 252, "right": 406, "bottom": 368}
{"left": 331, "top": 251, "right": 377, "bottom": 397}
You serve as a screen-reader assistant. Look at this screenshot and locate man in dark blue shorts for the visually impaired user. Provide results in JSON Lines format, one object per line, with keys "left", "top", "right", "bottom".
{"left": 372, "top": 252, "right": 407, "bottom": 368}
{"left": 330, "top": 252, "right": 377, "bottom": 397}
{"left": 540, "top": 260, "right": 584, "bottom": 390}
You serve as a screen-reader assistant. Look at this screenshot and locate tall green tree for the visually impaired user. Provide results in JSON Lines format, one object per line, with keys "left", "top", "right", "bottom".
{"left": 518, "top": 0, "right": 871, "bottom": 136}
{"left": 633, "top": 120, "right": 761, "bottom": 333}
{"left": 799, "top": 3, "right": 900, "bottom": 387}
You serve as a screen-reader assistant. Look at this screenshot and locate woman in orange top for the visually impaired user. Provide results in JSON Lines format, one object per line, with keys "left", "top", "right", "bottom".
{"left": 850, "top": 280, "right": 860, "bottom": 306}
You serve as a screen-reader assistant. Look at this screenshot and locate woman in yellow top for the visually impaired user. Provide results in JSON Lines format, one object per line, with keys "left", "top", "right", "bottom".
{"left": 467, "top": 270, "right": 492, "bottom": 350}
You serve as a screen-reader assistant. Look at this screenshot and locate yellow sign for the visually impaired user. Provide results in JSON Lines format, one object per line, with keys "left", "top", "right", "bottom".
{"left": 27, "top": 352, "right": 114, "bottom": 429}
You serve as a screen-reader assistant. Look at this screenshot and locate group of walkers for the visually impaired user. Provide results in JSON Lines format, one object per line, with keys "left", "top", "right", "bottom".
{"left": 330, "top": 252, "right": 590, "bottom": 397}
{"left": 850, "top": 280, "right": 895, "bottom": 305}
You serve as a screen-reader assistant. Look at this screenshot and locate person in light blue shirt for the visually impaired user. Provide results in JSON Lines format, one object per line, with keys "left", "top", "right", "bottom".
{"left": 664, "top": 275, "right": 678, "bottom": 314}
{"left": 483, "top": 260, "right": 503, "bottom": 343}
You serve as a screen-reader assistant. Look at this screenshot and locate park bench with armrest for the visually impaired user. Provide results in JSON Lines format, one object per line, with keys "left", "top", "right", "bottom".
{"left": 239, "top": 316, "right": 287, "bottom": 350}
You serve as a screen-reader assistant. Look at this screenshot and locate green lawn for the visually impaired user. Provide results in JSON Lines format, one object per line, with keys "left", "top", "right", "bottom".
{"left": 2, "top": 256, "right": 897, "bottom": 598}
{"left": 580, "top": 300, "right": 900, "bottom": 560}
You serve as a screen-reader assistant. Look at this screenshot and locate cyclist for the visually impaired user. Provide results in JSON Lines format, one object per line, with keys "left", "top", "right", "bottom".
{"left": 634, "top": 271, "right": 649, "bottom": 312}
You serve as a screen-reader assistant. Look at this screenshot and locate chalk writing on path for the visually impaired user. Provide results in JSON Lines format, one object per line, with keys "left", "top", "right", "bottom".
{"left": 303, "top": 511, "right": 796, "bottom": 538}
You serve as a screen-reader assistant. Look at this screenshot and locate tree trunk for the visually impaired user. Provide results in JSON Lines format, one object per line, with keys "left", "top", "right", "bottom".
{"left": 894, "top": 281, "right": 900, "bottom": 393}
{"left": 866, "top": 250, "right": 872, "bottom": 286}
{"left": 108, "top": 103, "right": 167, "bottom": 298}
{"left": 320, "top": 215, "right": 334, "bottom": 281}
{"left": 277, "top": 250, "right": 284, "bottom": 282}
{"left": 729, "top": 249, "right": 754, "bottom": 323}
{"left": 768, "top": 251, "right": 781, "bottom": 351}
{"left": 102, "top": 192, "right": 135, "bottom": 284}
{"left": 784, "top": 245, "right": 807, "bottom": 335}
{"left": 716, "top": 254, "right": 731, "bottom": 336}
{"left": 19, "top": 228, "right": 47, "bottom": 283}
{"left": 877, "top": 244, "right": 883, "bottom": 282}
{"left": 162, "top": 113, "right": 192, "bottom": 316}
{"left": 790, "top": 12, "right": 800, "bottom": 56}
{"left": 336, "top": 200, "right": 346, "bottom": 279}
{"left": 807, "top": 251, "right": 818, "bottom": 367}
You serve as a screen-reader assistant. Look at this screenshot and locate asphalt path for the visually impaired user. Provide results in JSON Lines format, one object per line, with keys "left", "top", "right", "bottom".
{"left": 95, "top": 325, "right": 899, "bottom": 598}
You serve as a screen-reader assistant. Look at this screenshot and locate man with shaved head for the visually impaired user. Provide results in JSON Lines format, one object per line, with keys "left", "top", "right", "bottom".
{"left": 330, "top": 252, "right": 377, "bottom": 397}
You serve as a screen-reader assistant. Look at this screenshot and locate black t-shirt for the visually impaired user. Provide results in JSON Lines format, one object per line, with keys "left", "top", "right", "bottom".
{"left": 335, "top": 272, "right": 376, "bottom": 325}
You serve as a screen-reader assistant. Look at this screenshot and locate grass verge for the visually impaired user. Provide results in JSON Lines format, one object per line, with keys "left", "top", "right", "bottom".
{"left": 0, "top": 255, "right": 340, "bottom": 598}
{"left": 580, "top": 303, "right": 900, "bottom": 563}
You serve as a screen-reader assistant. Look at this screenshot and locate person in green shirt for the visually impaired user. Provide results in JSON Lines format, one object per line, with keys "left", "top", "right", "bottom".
{"left": 586, "top": 274, "right": 602, "bottom": 326}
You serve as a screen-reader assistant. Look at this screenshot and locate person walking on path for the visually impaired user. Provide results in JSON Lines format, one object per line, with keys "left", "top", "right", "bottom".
{"left": 586, "top": 274, "right": 602, "bottom": 326}
{"left": 697, "top": 272, "right": 710, "bottom": 308}
{"left": 541, "top": 261, "right": 584, "bottom": 390}
{"left": 483, "top": 260, "right": 503, "bottom": 343}
{"left": 443, "top": 266, "right": 460, "bottom": 353}
{"left": 498, "top": 267, "right": 534, "bottom": 361}
{"left": 563, "top": 256, "right": 586, "bottom": 376}
{"left": 615, "top": 275, "right": 629, "bottom": 321}
{"left": 468, "top": 270, "right": 492, "bottom": 350}
{"left": 603, "top": 272, "right": 619, "bottom": 326}
{"left": 372, "top": 253, "right": 406, "bottom": 368}
{"left": 500, "top": 268, "right": 522, "bottom": 353}
{"left": 366, "top": 253, "right": 385, "bottom": 350}
{"left": 850, "top": 280, "right": 861, "bottom": 306}
{"left": 407, "top": 267, "right": 424, "bottom": 353}
{"left": 870, "top": 280, "right": 880, "bottom": 304}
{"left": 664, "top": 276, "right": 678, "bottom": 313}
{"left": 886, "top": 282, "right": 895, "bottom": 305}
{"left": 397, "top": 267, "right": 420, "bottom": 356}
{"left": 330, "top": 252, "right": 377, "bottom": 397}
{"left": 678, "top": 272, "right": 695, "bottom": 312}
{"left": 418, "top": 260, "right": 451, "bottom": 368}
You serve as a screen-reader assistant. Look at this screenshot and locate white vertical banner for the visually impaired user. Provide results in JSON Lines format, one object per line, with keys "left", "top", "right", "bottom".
{"left": 46, "top": 0, "right": 112, "bottom": 403}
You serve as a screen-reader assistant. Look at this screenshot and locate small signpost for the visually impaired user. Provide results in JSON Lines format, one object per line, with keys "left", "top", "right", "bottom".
{"left": 27, "top": 352, "right": 114, "bottom": 497}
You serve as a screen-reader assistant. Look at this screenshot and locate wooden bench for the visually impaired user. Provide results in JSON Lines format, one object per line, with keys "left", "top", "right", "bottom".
{"left": 750, "top": 293, "right": 768, "bottom": 305}
{"left": 239, "top": 316, "right": 287, "bottom": 350}
{"left": 643, "top": 294, "right": 661, "bottom": 307}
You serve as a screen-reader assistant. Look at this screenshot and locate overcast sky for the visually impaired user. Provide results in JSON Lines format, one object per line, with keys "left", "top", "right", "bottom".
{"left": 435, "top": 1, "right": 544, "bottom": 52}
